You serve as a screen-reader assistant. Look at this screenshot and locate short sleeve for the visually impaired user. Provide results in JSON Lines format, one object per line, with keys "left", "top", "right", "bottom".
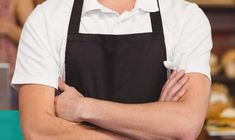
{"left": 11, "top": 5, "right": 60, "bottom": 90}
{"left": 164, "top": 4, "right": 212, "bottom": 81}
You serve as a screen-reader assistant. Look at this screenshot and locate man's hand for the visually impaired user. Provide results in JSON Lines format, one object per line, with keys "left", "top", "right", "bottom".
{"left": 55, "top": 80, "right": 85, "bottom": 122}
{"left": 159, "top": 70, "right": 189, "bottom": 102}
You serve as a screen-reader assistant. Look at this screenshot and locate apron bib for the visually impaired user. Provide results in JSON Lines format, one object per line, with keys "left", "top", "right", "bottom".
{"left": 65, "top": 0, "right": 167, "bottom": 103}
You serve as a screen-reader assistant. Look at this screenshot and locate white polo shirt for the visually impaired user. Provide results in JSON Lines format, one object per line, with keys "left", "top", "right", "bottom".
{"left": 12, "top": 0, "right": 213, "bottom": 89}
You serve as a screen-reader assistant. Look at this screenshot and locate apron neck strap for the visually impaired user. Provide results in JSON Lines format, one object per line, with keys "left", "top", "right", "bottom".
{"left": 68, "top": 0, "right": 84, "bottom": 34}
{"left": 150, "top": 0, "right": 164, "bottom": 32}
{"left": 67, "top": 0, "right": 164, "bottom": 34}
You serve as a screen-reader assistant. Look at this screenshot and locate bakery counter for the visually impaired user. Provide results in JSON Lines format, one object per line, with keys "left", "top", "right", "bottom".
{"left": 198, "top": 128, "right": 235, "bottom": 140}
{"left": 198, "top": 129, "right": 220, "bottom": 140}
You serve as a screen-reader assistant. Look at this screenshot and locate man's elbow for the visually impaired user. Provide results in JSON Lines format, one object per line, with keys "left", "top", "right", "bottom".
{"left": 149, "top": 124, "right": 201, "bottom": 140}
{"left": 21, "top": 114, "right": 56, "bottom": 140}
{"left": 22, "top": 128, "right": 42, "bottom": 140}
{"left": 178, "top": 125, "right": 201, "bottom": 140}
{"left": 22, "top": 123, "right": 45, "bottom": 140}
{"left": 148, "top": 114, "right": 204, "bottom": 140}
{"left": 175, "top": 115, "right": 205, "bottom": 140}
{"left": 139, "top": 124, "right": 200, "bottom": 140}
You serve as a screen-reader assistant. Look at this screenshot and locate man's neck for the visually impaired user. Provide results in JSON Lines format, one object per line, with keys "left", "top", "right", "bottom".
{"left": 98, "top": 0, "right": 136, "bottom": 14}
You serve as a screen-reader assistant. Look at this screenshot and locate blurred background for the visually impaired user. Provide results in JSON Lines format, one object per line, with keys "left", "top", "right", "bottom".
{"left": 186, "top": 0, "right": 235, "bottom": 140}
{"left": 0, "top": 0, "right": 235, "bottom": 140}
{"left": 0, "top": 0, "right": 44, "bottom": 139}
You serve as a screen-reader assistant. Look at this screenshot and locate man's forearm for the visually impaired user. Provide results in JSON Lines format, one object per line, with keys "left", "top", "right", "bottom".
{"left": 22, "top": 112, "right": 130, "bottom": 140}
{"left": 78, "top": 74, "right": 210, "bottom": 140}
{"left": 80, "top": 98, "right": 190, "bottom": 140}
{"left": 19, "top": 85, "right": 130, "bottom": 140}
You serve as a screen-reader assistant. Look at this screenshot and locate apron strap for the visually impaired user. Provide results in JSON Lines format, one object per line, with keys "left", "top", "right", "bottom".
{"left": 67, "top": 0, "right": 164, "bottom": 34}
{"left": 68, "top": 0, "right": 83, "bottom": 34}
{"left": 150, "top": 0, "right": 164, "bottom": 32}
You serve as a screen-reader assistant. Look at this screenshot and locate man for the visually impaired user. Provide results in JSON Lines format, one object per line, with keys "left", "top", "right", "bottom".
{"left": 12, "top": 0, "right": 212, "bottom": 139}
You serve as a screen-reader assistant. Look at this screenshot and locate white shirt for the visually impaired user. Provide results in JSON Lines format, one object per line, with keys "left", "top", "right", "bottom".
{"left": 12, "top": 0, "right": 213, "bottom": 89}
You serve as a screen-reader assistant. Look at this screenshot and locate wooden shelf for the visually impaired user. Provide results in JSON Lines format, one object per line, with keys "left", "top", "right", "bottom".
{"left": 199, "top": 6, "right": 235, "bottom": 33}
{"left": 202, "top": 6, "right": 235, "bottom": 11}
{"left": 212, "top": 75, "right": 235, "bottom": 95}
{"left": 212, "top": 75, "right": 235, "bottom": 84}
{"left": 187, "top": 0, "right": 235, "bottom": 6}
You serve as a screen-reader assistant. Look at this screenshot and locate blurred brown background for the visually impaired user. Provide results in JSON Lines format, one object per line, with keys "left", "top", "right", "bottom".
{"left": 187, "top": 0, "right": 235, "bottom": 140}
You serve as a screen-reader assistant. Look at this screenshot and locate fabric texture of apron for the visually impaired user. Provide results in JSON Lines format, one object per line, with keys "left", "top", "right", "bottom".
{"left": 65, "top": 0, "right": 167, "bottom": 103}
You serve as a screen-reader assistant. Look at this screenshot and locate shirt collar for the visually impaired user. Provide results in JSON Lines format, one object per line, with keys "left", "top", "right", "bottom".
{"left": 82, "top": 0, "right": 102, "bottom": 16}
{"left": 136, "top": 0, "right": 159, "bottom": 13}
{"left": 81, "top": 0, "right": 159, "bottom": 16}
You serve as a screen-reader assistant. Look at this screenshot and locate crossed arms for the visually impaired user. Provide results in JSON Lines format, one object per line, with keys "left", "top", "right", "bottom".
{"left": 19, "top": 71, "right": 210, "bottom": 140}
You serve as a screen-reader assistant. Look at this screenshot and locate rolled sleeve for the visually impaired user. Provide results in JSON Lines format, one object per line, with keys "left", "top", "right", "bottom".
{"left": 12, "top": 5, "right": 60, "bottom": 90}
{"left": 165, "top": 4, "right": 212, "bottom": 81}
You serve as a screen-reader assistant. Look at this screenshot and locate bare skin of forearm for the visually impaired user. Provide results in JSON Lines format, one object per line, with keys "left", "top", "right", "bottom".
{"left": 82, "top": 99, "right": 195, "bottom": 140}
{"left": 21, "top": 113, "right": 129, "bottom": 140}
{"left": 80, "top": 74, "right": 210, "bottom": 140}
{"left": 19, "top": 85, "right": 130, "bottom": 140}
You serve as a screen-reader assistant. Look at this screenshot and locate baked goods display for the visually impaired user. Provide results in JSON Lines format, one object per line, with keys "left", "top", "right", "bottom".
{"left": 207, "top": 83, "right": 232, "bottom": 119}
{"left": 206, "top": 83, "right": 235, "bottom": 136}
{"left": 220, "top": 108, "right": 235, "bottom": 118}
{"left": 207, "top": 49, "right": 235, "bottom": 137}
{"left": 210, "top": 49, "right": 235, "bottom": 79}
{"left": 206, "top": 107, "right": 235, "bottom": 136}
{"left": 207, "top": 117, "right": 235, "bottom": 136}
{"left": 210, "top": 53, "right": 222, "bottom": 76}
{"left": 221, "top": 49, "right": 235, "bottom": 79}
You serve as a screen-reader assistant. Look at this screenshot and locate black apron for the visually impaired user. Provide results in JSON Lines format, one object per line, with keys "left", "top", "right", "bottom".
{"left": 65, "top": 0, "right": 167, "bottom": 103}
